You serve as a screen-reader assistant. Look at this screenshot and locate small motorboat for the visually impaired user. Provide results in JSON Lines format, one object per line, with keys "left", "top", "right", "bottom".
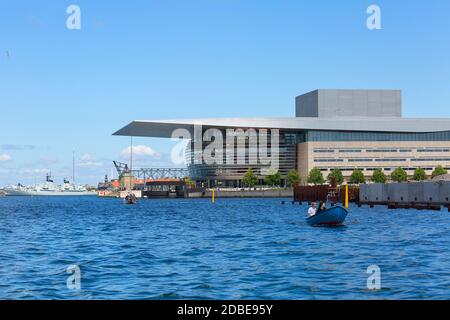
{"left": 307, "top": 206, "right": 348, "bottom": 226}
{"left": 124, "top": 193, "right": 137, "bottom": 205}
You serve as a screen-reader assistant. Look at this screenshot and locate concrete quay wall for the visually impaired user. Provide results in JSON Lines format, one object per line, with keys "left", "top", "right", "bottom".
{"left": 360, "top": 182, "right": 450, "bottom": 205}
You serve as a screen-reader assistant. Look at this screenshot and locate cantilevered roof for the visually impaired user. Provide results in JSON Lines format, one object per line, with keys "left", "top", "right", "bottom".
{"left": 113, "top": 117, "right": 450, "bottom": 138}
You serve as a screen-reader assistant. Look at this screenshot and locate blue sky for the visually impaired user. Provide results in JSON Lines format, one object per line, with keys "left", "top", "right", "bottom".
{"left": 1, "top": 0, "right": 450, "bottom": 185}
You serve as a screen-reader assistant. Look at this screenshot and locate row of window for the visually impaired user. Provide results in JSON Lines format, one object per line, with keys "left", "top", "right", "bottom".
{"left": 314, "top": 149, "right": 336, "bottom": 153}
{"left": 368, "top": 149, "right": 399, "bottom": 153}
{"left": 315, "top": 157, "right": 450, "bottom": 163}
{"left": 318, "top": 167, "right": 450, "bottom": 172}
{"left": 348, "top": 159, "right": 373, "bottom": 162}
{"left": 306, "top": 130, "right": 450, "bottom": 142}
{"left": 314, "top": 148, "right": 450, "bottom": 153}
{"left": 411, "top": 158, "right": 450, "bottom": 162}
{"left": 375, "top": 158, "right": 407, "bottom": 162}
{"left": 315, "top": 159, "right": 345, "bottom": 163}
{"left": 417, "top": 148, "right": 450, "bottom": 153}
{"left": 348, "top": 158, "right": 409, "bottom": 162}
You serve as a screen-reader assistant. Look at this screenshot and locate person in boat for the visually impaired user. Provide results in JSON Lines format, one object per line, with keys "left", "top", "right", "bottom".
{"left": 125, "top": 192, "right": 137, "bottom": 204}
{"left": 308, "top": 202, "right": 317, "bottom": 217}
{"left": 317, "top": 201, "right": 327, "bottom": 213}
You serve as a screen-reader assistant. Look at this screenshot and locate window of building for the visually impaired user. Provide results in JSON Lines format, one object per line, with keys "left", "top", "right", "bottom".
{"left": 417, "top": 148, "right": 450, "bottom": 153}
{"left": 348, "top": 159, "right": 374, "bottom": 162}
{"left": 411, "top": 158, "right": 450, "bottom": 162}
{"left": 338, "top": 149, "right": 362, "bottom": 153}
{"left": 313, "top": 149, "right": 335, "bottom": 153}
{"left": 314, "top": 159, "right": 344, "bottom": 163}
{"left": 366, "top": 149, "right": 398, "bottom": 153}
{"left": 375, "top": 158, "right": 407, "bottom": 162}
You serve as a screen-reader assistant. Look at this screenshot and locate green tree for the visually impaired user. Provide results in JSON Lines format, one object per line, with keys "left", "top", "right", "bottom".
{"left": 349, "top": 169, "right": 365, "bottom": 184}
{"left": 264, "top": 170, "right": 281, "bottom": 187}
{"left": 287, "top": 169, "right": 300, "bottom": 187}
{"left": 391, "top": 167, "right": 408, "bottom": 183}
{"left": 371, "top": 169, "right": 387, "bottom": 184}
{"left": 412, "top": 168, "right": 427, "bottom": 181}
{"left": 327, "top": 168, "right": 344, "bottom": 185}
{"left": 243, "top": 168, "right": 258, "bottom": 188}
{"left": 307, "top": 168, "right": 325, "bottom": 185}
{"left": 431, "top": 165, "right": 448, "bottom": 179}
{"left": 184, "top": 177, "right": 196, "bottom": 188}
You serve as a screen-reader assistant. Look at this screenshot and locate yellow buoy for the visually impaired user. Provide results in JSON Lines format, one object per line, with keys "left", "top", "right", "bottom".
{"left": 212, "top": 189, "right": 215, "bottom": 204}
{"left": 345, "top": 184, "right": 349, "bottom": 209}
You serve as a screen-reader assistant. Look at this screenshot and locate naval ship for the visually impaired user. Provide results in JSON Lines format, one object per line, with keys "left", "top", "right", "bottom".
{"left": 3, "top": 174, "right": 96, "bottom": 196}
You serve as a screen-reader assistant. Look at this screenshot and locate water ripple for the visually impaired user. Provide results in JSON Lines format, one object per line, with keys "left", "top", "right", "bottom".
{"left": 0, "top": 197, "right": 449, "bottom": 299}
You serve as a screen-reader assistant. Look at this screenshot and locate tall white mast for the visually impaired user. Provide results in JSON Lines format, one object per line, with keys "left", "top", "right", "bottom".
{"left": 72, "top": 151, "right": 75, "bottom": 184}
{"left": 129, "top": 136, "right": 133, "bottom": 192}
{"left": 130, "top": 136, "right": 133, "bottom": 174}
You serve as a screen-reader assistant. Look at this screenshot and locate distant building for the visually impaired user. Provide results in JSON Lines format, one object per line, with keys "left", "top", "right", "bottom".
{"left": 114, "top": 89, "right": 450, "bottom": 187}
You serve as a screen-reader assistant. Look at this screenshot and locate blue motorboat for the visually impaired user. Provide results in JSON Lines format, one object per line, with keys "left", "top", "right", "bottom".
{"left": 306, "top": 206, "right": 348, "bottom": 226}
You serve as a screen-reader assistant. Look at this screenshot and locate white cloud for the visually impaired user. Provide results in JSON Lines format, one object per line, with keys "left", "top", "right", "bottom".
{"left": 120, "top": 145, "right": 161, "bottom": 160}
{"left": 78, "top": 161, "right": 103, "bottom": 168}
{"left": 31, "top": 168, "right": 48, "bottom": 174}
{"left": 0, "top": 154, "right": 12, "bottom": 162}
{"left": 0, "top": 144, "right": 35, "bottom": 150}
{"left": 38, "top": 155, "right": 59, "bottom": 165}
{"left": 19, "top": 168, "right": 49, "bottom": 175}
{"left": 78, "top": 153, "right": 104, "bottom": 168}
{"left": 80, "top": 153, "right": 96, "bottom": 161}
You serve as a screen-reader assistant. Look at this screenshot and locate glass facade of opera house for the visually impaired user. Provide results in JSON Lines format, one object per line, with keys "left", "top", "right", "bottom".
{"left": 113, "top": 90, "right": 450, "bottom": 187}
{"left": 185, "top": 129, "right": 297, "bottom": 187}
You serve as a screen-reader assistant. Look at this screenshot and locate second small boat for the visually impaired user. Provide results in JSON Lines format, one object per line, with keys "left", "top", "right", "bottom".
{"left": 124, "top": 192, "right": 138, "bottom": 205}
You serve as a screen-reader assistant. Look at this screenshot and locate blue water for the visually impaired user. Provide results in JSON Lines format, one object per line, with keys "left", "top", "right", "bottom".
{"left": 0, "top": 197, "right": 449, "bottom": 300}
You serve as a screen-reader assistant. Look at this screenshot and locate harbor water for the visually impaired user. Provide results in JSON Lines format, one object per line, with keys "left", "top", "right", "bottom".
{"left": 0, "top": 197, "right": 449, "bottom": 299}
